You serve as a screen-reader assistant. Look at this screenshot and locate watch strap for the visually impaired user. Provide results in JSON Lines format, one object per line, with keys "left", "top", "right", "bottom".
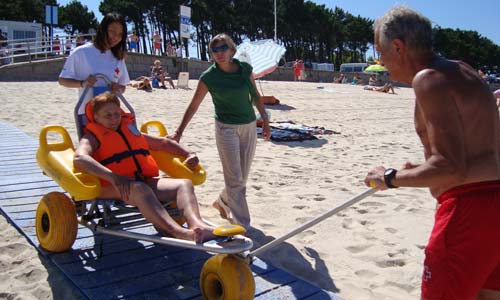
{"left": 384, "top": 168, "right": 398, "bottom": 188}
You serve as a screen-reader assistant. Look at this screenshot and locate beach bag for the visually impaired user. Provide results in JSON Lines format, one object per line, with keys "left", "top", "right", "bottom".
{"left": 152, "top": 78, "right": 160, "bottom": 88}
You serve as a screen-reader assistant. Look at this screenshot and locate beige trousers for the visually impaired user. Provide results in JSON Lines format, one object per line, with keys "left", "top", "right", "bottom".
{"left": 214, "top": 120, "right": 257, "bottom": 229}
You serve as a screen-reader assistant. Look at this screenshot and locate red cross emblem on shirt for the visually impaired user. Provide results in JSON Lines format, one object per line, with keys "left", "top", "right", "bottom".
{"left": 114, "top": 67, "right": 120, "bottom": 76}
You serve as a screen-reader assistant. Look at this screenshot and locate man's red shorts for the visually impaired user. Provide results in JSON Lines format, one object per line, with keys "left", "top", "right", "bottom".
{"left": 422, "top": 180, "right": 500, "bottom": 299}
{"left": 154, "top": 43, "right": 161, "bottom": 50}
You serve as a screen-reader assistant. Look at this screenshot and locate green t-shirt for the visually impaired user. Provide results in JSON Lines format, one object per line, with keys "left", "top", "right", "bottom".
{"left": 200, "top": 59, "right": 257, "bottom": 124}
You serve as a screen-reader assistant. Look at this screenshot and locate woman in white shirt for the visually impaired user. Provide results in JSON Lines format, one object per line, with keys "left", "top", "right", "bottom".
{"left": 58, "top": 12, "right": 130, "bottom": 107}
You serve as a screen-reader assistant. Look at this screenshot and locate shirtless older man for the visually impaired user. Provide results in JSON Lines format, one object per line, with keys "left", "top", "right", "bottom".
{"left": 364, "top": 6, "right": 500, "bottom": 300}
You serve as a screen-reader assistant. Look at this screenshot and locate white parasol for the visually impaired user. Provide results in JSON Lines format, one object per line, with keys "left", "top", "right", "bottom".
{"left": 234, "top": 39, "right": 286, "bottom": 79}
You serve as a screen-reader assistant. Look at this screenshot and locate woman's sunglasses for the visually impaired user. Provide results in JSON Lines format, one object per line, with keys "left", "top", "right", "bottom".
{"left": 211, "top": 44, "right": 229, "bottom": 53}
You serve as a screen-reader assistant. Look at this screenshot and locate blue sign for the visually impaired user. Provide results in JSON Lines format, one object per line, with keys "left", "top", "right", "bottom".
{"left": 45, "top": 5, "right": 58, "bottom": 25}
{"left": 180, "top": 16, "right": 191, "bottom": 25}
{"left": 180, "top": 5, "right": 191, "bottom": 39}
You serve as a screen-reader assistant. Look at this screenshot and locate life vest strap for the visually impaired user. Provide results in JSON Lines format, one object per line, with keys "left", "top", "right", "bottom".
{"left": 100, "top": 149, "right": 150, "bottom": 166}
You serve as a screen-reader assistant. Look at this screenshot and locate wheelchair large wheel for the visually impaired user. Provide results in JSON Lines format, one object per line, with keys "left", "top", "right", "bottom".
{"left": 200, "top": 254, "right": 255, "bottom": 300}
{"left": 35, "top": 192, "right": 78, "bottom": 252}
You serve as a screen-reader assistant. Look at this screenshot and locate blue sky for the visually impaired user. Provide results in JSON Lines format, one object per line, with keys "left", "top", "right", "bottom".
{"left": 59, "top": 0, "right": 500, "bottom": 54}
{"left": 314, "top": 0, "right": 500, "bottom": 45}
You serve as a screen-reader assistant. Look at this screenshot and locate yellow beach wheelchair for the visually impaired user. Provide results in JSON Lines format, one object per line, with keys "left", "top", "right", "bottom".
{"left": 35, "top": 74, "right": 255, "bottom": 300}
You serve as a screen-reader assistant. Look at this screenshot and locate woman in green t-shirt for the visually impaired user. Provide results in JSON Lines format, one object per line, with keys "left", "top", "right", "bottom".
{"left": 171, "top": 33, "right": 270, "bottom": 230}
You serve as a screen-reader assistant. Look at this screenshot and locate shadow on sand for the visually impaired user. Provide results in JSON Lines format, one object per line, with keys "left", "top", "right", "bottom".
{"left": 248, "top": 226, "right": 341, "bottom": 296}
{"left": 265, "top": 103, "right": 296, "bottom": 111}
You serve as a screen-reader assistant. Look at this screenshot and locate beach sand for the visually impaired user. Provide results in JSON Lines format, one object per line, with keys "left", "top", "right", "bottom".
{"left": 0, "top": 80, "right": 435, "bottom": 300}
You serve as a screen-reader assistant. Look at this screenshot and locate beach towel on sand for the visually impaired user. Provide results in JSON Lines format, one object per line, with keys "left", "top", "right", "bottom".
{"left": 257, "top": 121, "right": 339, "bottom": 141}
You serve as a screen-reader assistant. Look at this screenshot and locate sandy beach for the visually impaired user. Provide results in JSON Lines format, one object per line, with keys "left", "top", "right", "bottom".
{"left": 0, "top": 80, "right": 435, "bottom": 299}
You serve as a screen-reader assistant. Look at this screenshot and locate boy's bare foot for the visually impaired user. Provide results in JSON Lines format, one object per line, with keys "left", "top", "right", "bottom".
{"left": 157, "top": 226, "right": 197, "bottom": 242}
{"left": 193, "top": 227, "right": 217, "bottom": 243}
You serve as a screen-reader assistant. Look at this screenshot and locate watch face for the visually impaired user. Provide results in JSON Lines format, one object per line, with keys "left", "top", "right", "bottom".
{"left": 385, "top": 168, "right": 393, "bottom": 176}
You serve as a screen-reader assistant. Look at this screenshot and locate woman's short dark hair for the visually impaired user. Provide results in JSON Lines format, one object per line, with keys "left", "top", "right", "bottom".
{"left": 94, "top": 12, "right": 127, "bottom": 60}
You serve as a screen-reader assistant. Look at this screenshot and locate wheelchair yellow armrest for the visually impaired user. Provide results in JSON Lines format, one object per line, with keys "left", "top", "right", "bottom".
{"left": 140, "top": 120, "right": 206, "bottom": 185}
{"left": 36, "top": 125, "right": 101, "bottom": 201}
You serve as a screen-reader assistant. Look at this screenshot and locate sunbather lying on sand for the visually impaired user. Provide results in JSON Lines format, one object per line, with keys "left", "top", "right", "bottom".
{"left": 364, "top": 83, "right": 395, "bottom": 94}
{"left": 129, "top": 76, "right": 152, "bottom": 91}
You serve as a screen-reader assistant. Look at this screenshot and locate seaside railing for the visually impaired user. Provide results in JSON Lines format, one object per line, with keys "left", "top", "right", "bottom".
{"left": 0, "top": 34, "right": 95, "bottom": 66}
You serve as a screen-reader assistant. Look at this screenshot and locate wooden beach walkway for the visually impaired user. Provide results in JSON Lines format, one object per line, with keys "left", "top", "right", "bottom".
{"left": 0, "top": 121, "right": 342, "bottom": 300}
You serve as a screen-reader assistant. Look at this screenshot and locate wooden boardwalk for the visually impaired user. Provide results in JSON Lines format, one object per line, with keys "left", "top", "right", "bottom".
{"left": 0, "top": 121, "right": 342, "bottom": 300}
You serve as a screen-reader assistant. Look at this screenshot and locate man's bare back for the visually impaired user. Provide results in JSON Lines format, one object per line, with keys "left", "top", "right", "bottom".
{"left": 413, "top": 56, "right": 500, "bottom": 197}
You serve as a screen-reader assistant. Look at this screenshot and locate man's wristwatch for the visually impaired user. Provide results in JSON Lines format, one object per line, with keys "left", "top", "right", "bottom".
{"left": 384, "top": 168, "right": 398, "bottom": 188}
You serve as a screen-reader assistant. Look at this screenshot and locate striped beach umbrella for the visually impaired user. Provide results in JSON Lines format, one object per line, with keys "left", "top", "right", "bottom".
{"left": 234, "top": 39, "right": 286, "bottom": 79}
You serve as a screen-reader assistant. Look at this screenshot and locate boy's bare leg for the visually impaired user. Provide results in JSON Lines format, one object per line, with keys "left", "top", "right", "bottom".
{"left": 152, "top": 178, "right": 217, "bottom": 243}
{"left": 100, "top": 183, "right": 195, "bottom": 241}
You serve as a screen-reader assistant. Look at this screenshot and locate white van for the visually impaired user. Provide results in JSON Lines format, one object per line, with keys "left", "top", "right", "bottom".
{"left": 339, "top": 63, "right": 368, "bottom": 73}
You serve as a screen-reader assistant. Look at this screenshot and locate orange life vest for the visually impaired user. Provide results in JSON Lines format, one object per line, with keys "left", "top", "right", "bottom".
{"left": 84, "top": 111, "right": 159, "bottom": 185}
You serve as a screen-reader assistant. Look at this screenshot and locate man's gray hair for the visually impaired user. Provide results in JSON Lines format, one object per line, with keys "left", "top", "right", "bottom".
{"left": 375, "top": 6, "right": 433, "bottom": 55}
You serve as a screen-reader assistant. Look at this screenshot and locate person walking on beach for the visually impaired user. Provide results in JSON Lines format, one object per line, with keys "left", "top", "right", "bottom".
{"left": 128, "top": 31, "right": 139, "bottom": 52}
{"left": 52, "top": 35, "right": 61, "bottom": 55}
{"left": 152, "top": 31, "right": 162, "bottom": 55}
{"left": 58, "top": 12, "right": 130, "bottom": 111}
{"left": 293, "top": 59, "right": 300, "bottom": 81}
{"left": 170, "top": 33, "right": 271, "bottom": 230}
{"left": 293, "top": 59, "right": 304, "bottom": 81}
{"left": 64, "top": 37, "right": 72, "bottom": 55}
{"left": 364, "top": 6, "right": 500, "bottom": 300}
{"left": 166, "top": 42, "right": 175, "bottom": 57}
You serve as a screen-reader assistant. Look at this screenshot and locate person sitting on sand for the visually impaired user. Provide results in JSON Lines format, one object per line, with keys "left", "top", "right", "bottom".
{"left": 333, "top": 73, "right": 345, "bottom": 84}
{"left": 129, "top": 76, "right": 152, "bottom": 91}
{"left": 351, "top": 73, "right": 364, "bottom": 85}
{"left": 368, "top": 74, "right": 378, "bottom": 86}
{"left": 364, "top": 82, "right": 395, "bottom": 94}
{"left": 73, "top": 92, "right": 216, "bottom": 243}
{"left": 151, "top": 59, "right": 175, "bottom": 89}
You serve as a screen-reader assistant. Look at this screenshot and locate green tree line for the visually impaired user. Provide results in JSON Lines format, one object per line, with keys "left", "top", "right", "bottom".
{"left": 1, "top": 0, "right": 499, "bottom": 71}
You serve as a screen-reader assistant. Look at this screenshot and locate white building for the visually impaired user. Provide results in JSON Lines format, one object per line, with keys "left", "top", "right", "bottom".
{"left": 0, "top": 20, "right": 42, "bottom": 41}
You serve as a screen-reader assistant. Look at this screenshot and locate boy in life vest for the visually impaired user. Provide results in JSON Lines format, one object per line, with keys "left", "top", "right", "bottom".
{"left": 74, "top": 92, "right": 216, "bottom": 243}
